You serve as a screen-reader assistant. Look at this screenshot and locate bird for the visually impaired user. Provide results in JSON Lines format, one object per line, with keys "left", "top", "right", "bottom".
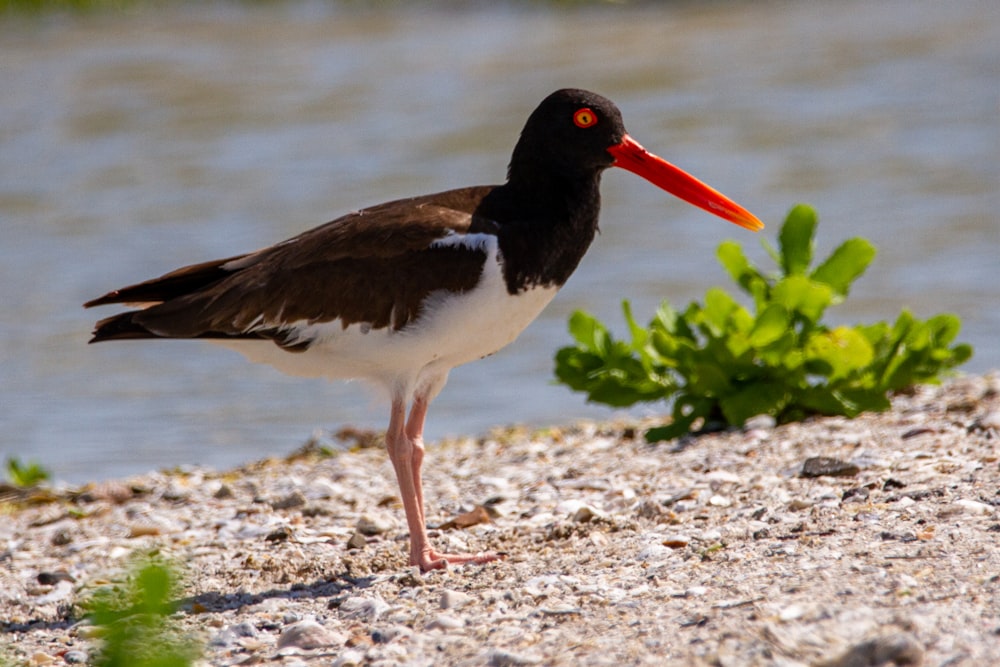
{"left": 85, "top": 88, "right": 763, "bottom": 572}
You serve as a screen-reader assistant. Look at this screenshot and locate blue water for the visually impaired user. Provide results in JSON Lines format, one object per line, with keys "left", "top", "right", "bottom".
{"left": 1, "top": 1, "right": 998, "bottom": 483}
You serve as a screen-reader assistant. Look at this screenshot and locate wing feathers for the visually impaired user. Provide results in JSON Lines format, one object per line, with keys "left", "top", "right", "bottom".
{"left": 86, "top": 187, "right": 500, "bottom": 347}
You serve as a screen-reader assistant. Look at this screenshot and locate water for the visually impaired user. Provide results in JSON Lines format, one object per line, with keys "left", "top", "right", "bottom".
{"left": 2, "top": 1, "right": 998, "bottom": 484}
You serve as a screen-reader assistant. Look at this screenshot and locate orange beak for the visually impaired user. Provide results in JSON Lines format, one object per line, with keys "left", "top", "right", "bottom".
{"left": 608, "top": 134, "right": 764, "bottom": 232}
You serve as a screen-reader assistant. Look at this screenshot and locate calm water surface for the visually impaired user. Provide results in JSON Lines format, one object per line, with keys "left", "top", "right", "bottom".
{"left": 2, "top": 1, "right": 998, "bottom": 483}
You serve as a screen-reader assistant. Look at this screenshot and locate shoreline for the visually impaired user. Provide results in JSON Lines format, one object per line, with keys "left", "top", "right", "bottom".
{"left": 3, "top": 374, "right": 999, "bottom": 666}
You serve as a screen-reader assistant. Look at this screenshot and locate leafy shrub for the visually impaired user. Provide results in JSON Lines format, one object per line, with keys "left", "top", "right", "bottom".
{"left": 4, "top": 456, "right": 51, "bottom": 487}
{"left": 555, "top": 204, "right": 972, "bottom": 441}
{"left": 82, "top": 554, "right": 201, "bottom": 667}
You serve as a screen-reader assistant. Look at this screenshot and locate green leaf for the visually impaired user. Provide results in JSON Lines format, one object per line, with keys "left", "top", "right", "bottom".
{"left": 566, "top": 310, "right": 608, "bottom": 352}
{"left": 717, "top": 240, "right": 766, "bottom": 296}
{"left": 771, "top": 275, "right": 834, "bottom": 323}
{"left": 811, "top": 238, "right": 876, "bottom": 297}
{"left": 779, "top": 204, "right": 818, "bottom": 276}
{"left": 719, "top": 381, "right": 788, "bottom": 425}
{"left": 749, "top": 304, "right": 790, "bottom": 347}
{"left": 804, "top": 326, "right": 874, "bottom": 381}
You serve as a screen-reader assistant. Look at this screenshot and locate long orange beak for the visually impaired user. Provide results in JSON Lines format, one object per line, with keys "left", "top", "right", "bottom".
{"left": 607, "top": 134, "right": 764, "bottom": 232}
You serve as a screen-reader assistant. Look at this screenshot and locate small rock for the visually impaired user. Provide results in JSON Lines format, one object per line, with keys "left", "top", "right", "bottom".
{"left": 28, "top": 652, "right": 56, "bottom": 666}
{"left": 440, "top": 589, "right": 475, "bottom": 610}
{"left": 50, "top": 529, "right": 73, "bottom": 546}
{"left": 708, "top": 494, "right": 732, "bottom": 507}
{"left": 801, "top": 457, "right": 860, "bottom": 478}
{"left": 662, "top": 535, "right": 690, "bottom": 549}
{"left": 356, "top": 513, "right": 394, "bottom": 535}
{"left": 572, "top": 505, "right": 598, "bottom": 523}
{"left": 332, "top": 650, "right": 365, "bottom": 667}
{"left": 426, "top": 614, "right": 465, "bottom": 630}
{"left": 952, "top": 499, "right": 993, "bottom": 515}
{"left": 213, "top": 484, "right": 234, "bottom": 499}
{"left": 346, "top": 531, "right": 367, "bottom": 550}
{"left": 371, "top": 624, "right": 413, "bottom": 643}
{"left": 210, "top": 621, "right": 259, "bottom": 648}
{"left": 706, "top": 470, "right": 741, "bottom": 484}
{"left": 744, "top": 414, "right": 776, "bottom": 430}
{"left": 127, "top": 524, "right": 162, "bottom": 538}
{"left": 975, "top": 410, "right": 1000, "bottom": 431}
{"left": 271, "top": 491, "right": 306, "bottom": 511}
{"left": 265, "top": 525, "right": 292, "bottom": 542}
{"left": 394, "top": 567, "right": 424, "bottom": 587}
{"left": 438, "top": 505, "right": 491, "bottom": 530}
{"left": 779, "top": 603, "right": 808, "bottom": 621}
{"left": 636, "top": 499, "right": 666, "bottom": 519}
{"left": 487, "top": 648, "right": 543, "bottom": 666}
{"left": 339, "top": 595, "right": 391, "bottom": 621}
{"left": 62, "top": 650, "right": 87, "bottom": 664}
{"left": 36, "top": 571, "right": 75, "bottom": 585}
{"left": 637, "top": 543, "right": 671, "bottom": 561}
{"left": 820, "top": 632, "right": 924, "bottom": 667}
{"left": 842, "top": 487, "right": 870, "bottom": 503}
{"left": 277, "top": 619, "right": 343, "bottom": 650}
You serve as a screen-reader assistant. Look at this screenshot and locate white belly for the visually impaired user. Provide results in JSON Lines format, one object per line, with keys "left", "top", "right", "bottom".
{"left": 215, "top": 239, "right": 558, "bottom": 396}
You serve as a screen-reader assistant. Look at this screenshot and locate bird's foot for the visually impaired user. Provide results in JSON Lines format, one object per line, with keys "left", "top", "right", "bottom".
{"left": 413, "top": 549, "right": 505, "bottom": 572}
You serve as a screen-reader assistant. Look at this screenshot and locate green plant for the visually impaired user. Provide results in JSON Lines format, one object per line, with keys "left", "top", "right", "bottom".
{"left": 4, "top": 456, "right": 51, "bottom": 487}
{"left": 82, "top": 554, "right": 201, "bottom": 667}
{"left": 555, "top": 204, "right": 972, "bottom": 441}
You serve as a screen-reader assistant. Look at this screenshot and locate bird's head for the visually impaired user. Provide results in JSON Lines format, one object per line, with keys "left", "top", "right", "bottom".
{"left": 511, "top": 88, "right": 763, "bottom": 232}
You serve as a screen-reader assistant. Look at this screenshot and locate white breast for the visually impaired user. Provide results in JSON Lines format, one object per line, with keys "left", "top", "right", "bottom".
{"left": 215, "top": 235, "right": 558, "bottom": 397}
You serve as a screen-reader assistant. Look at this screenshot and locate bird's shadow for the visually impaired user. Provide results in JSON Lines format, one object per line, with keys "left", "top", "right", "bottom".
{"left": 177, "top": 569, "right": 379, "bottom": 614}
{"left": 0, "top": 570, "right": 378, "bottom": 637}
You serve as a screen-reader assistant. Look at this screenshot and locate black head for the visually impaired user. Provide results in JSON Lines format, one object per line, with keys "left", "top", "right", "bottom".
{"left": 505, "top": 88, "right": 764, "bottom": 232}
{"left": 508, "top": 88, "right": 628, "bottom": 180}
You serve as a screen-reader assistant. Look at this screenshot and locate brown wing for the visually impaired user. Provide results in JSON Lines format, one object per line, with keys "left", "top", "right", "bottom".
{"left": 87, "top": 186, "right": 500, "bottom": 345}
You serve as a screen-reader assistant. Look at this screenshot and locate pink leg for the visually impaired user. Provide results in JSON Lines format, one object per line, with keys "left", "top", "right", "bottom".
{"left": 384, "top": 393, "right": 502, "bottom": 571}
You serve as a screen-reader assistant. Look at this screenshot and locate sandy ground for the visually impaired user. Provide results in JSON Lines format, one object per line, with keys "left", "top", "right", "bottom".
{"left": 2, "top": 375, "right": 998, "bottom": 666}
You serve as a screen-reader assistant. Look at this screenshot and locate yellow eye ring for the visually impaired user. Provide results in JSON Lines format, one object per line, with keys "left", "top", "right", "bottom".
{"left": 573, "top": 108, "right": 597, "bottom": 128}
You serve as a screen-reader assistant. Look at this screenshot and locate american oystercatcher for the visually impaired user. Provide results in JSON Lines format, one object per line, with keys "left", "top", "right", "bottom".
{"left": 85, "top": 89, "right": 762, "bottom": 571}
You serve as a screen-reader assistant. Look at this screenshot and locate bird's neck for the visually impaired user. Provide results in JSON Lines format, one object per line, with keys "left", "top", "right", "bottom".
{"left": 481, "top": 164, "right": 604, "bottom": 294}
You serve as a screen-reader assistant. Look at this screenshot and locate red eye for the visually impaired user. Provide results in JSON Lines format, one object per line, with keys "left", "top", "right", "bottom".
{"left": 573, "top": 108, "right": 597, "bottom": 128}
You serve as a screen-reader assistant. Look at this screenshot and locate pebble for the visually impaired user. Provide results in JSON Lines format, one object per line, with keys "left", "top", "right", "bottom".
{"left": 976, "top": 410, "right": 1000, "bottom": 430}
{"left": 440, "top": 589, "right": 475, "bottom": 610}
{"left": 339, "top": 595, "right": 391, "bottom": 621}
{"left": 708, "top": 494, "right": 732, "bottom": 507}
{"left": 823, "top": 632, "right": 924, "bottom": 667}
{"left": 346, "top": 531, "right": 367, "bottom": 549}
{"left": 801, "top": 457, "right": 860, "bottom": 478}
{"left": 426, "top": 614, "right": 465, "bottom": 630}
{"left": 779, "top": 603, "right": 808, "bottom": 621}
{"left": 371, "top": 624, "right": 413, "bottom": 643}
{"left": 487, "top": 648, "right": 543, "bottom": 666}
{"left": 276, "top": 618, "right": 344, "bottom": 650}
{"left": 271, "top": 490, "right": 306, "bottom": 510}
{"left": 744, "top": 414, "right": 777, "bottom": 430}
{"left": 636, "top": 543, "right": 672, "bottom": 561}
{"left": 952, "top": 499, "right": 994, "bottom": 515}
{"left": 209, "top": 621, "right": 259, "bottom": 648}
{"left": 332, "top": 650, "right": 366, "bottom": 667}
{"left": 62, "top": 650, "right": 87, "bottom": 664}
{"left": 356, "top": 512, "right": 394, "bottom": 535}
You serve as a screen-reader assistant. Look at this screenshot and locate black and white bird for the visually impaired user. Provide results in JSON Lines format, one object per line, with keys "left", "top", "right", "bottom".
{"left": 85, "top": 89, "right": 763, "bottom": 571}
